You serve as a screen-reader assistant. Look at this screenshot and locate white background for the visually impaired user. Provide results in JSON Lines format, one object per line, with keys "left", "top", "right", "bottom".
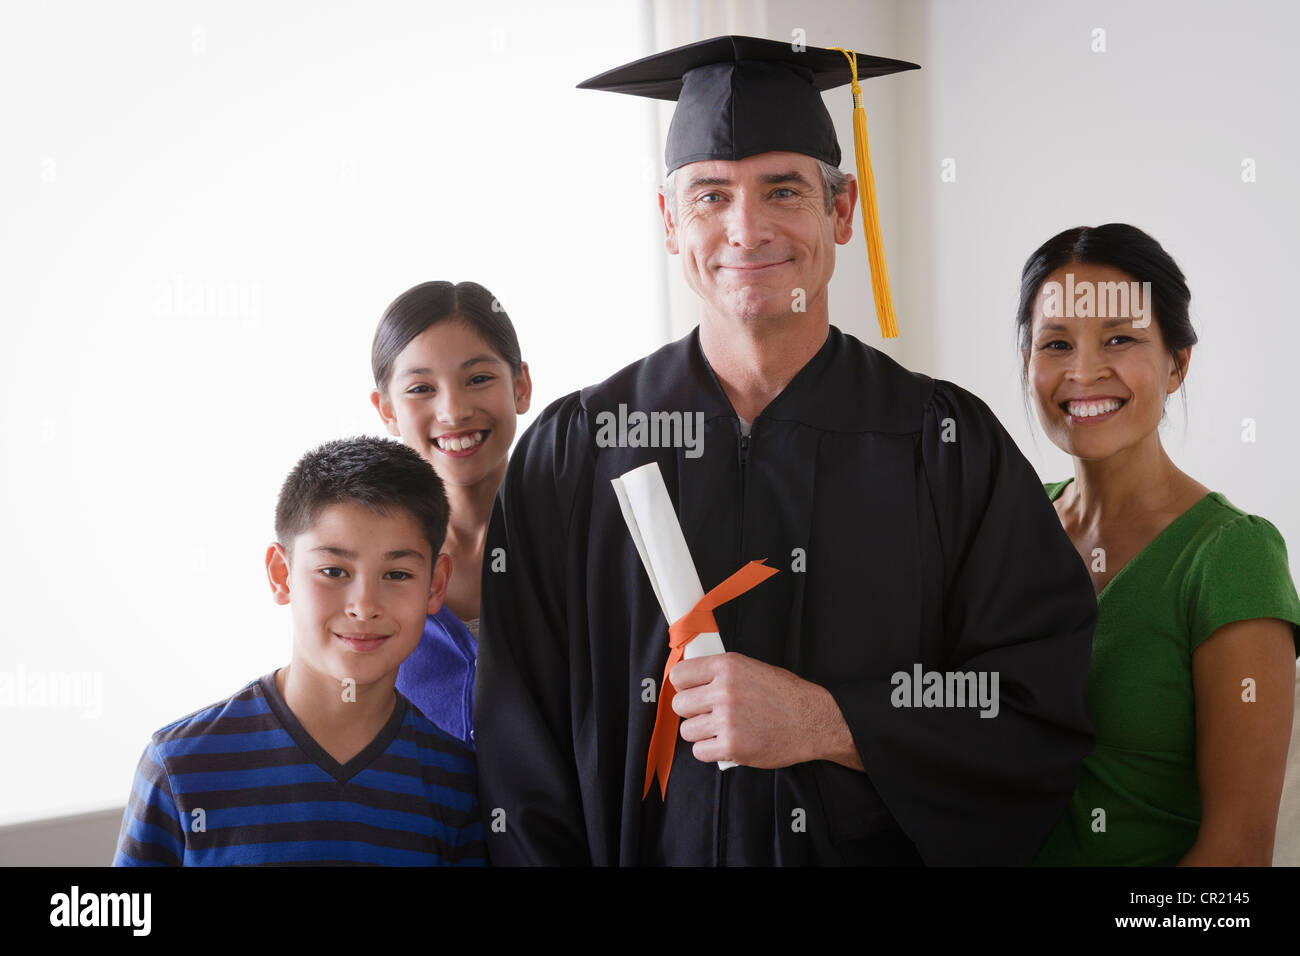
{"left": 0, "top": 0, "right": 667, "bottom": 825}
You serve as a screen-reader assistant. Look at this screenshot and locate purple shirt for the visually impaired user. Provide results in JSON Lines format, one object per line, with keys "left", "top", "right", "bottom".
{"left": 395, "top": 604, "right": 477, "bottom": 747}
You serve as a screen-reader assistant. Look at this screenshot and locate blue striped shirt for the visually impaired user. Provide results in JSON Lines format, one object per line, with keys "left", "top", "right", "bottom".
{"left": 112, "top": 672, "right": 484, "bottom": 866}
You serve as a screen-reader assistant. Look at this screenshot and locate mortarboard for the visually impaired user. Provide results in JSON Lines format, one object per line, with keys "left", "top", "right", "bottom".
{"left": 578, "top": 35, "right": 919, "bottom": 338}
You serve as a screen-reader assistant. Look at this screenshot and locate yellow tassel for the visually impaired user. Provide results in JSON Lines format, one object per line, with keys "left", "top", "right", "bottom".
{"left": 831, "top": 47, "right": 899, "bottom": 338}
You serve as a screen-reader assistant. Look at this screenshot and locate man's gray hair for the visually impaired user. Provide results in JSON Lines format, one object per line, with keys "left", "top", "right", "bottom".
{"left": 662, "top": 159, "right": 851, "bottom": 218}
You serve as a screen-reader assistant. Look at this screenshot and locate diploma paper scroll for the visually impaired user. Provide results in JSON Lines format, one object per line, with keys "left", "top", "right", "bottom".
{"left": 611, "top": 462, "right": 737, "bottom": 772}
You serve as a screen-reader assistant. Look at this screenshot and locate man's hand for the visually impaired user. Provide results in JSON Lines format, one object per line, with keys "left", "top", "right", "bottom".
{"left": 669, "top": 652, "right": 864, "bottom": 771}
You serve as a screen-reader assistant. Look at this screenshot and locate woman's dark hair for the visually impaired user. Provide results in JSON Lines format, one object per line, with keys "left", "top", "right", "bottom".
{"left": 1016, "top": 223, "right": 1196, "bottom": 422}
{"left": 371, "top": 281, "right": 522, "bottom": 396}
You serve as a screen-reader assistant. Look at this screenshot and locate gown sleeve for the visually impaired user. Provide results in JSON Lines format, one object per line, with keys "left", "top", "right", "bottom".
{"left": 112, "top": 741, "right": 186, "bottom": 866}
{"left": 822, "top": 380, "right": 1098, "bottom": 864}
{"left": 474, "top": 393, "right": 596, "bottom": 864}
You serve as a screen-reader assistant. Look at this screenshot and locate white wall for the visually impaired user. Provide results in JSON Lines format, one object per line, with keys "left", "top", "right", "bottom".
{"left": 749, "top": 0, "right": 1299, "bottom": 558}
{"left": 0, "top": 809, "right": 121, "bottom": 867}
{"left": 894, "top": 0, "right": 1300, "bottom": 546}
{"left": 0, "top": 0, "right": 665, "bottom": 830}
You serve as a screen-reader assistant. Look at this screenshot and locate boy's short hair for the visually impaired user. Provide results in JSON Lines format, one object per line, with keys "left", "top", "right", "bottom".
{"left": 274, "top": 436, "right": 449, "bottom": 565}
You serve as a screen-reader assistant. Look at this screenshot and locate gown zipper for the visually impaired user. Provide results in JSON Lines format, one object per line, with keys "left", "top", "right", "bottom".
{"left": 719, "top": 422, "right": 751, "bottom": 865}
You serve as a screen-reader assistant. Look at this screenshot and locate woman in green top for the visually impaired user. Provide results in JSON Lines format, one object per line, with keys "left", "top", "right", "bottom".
{"left": 1018, "top": 223, "right": 1300, "bottom": 865}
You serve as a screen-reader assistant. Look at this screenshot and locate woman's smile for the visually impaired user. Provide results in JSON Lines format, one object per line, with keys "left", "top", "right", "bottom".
{"left": 1060, "top": 397, "right": 1128, "bottom": 424}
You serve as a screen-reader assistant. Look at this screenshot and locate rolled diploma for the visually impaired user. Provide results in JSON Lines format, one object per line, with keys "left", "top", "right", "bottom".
{"left": 611, "top": 461, "right": 737, "bottom": 772}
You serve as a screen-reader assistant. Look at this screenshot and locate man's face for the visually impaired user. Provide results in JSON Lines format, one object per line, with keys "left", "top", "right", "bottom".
{"left": 266, "top": 501, "right": 448, "bottom": 692}
{"left": 659, "top": 151, "right": 855, "bottom": 326}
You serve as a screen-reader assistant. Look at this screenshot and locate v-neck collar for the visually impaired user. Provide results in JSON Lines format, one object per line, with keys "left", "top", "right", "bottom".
{"left": 693, "top": 323, "right": 836, "bottom": 428}
{"left": 1050, "top": 478, "right": 1217, "bottom": 604}
{"left": 258, "top": 671, "right": 408, "bottom": 785}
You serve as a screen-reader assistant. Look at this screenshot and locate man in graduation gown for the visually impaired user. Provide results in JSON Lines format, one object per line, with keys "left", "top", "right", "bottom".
{"left": 474, "top": 36, "right": 1097, "bottom": 865}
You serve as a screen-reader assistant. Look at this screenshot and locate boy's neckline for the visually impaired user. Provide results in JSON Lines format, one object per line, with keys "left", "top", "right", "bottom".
{"left": 259, "top": 670, "right": 408, "bottom": 785}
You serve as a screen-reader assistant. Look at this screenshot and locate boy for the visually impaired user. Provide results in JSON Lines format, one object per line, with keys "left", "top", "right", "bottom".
{"left": 112, "top": 436, "right": 484, "bottom": 865}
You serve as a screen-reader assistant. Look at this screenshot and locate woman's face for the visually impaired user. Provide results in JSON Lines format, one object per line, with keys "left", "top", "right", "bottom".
{"left": 1024, "top": 261, "right": 1188, "bottom": 462}
{"left": 372, "top": 319, "right": 531, "bottom": 489}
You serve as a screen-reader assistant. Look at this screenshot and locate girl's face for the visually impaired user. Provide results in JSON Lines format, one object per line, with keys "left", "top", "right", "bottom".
{"left": 1024, "top": 261, "right": 1188, "bottom": 462}
{"left": 372, "top": 319, "right": 531, "bottom": 489}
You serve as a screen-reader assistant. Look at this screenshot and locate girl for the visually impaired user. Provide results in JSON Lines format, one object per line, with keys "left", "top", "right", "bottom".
{"left": 369, "top": 280, "right": 531, "bottom": 746}
{"left": 1020, "top": 224, "right": 1300, "bottom": 865}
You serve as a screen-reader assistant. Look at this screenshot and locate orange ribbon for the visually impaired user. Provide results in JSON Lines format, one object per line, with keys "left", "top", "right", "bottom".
{"left": 642, "top": 559, "right": 780, "bottom": 800}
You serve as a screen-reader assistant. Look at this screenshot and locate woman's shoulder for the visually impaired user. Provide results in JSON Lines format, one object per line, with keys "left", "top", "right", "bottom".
{"left": 1168, "top": 488, "right": 1296, "bottom": 579}
{"left": 1186, "top": 491, "right": 1284, "bottom": 547}
{"left": 425, "top": 605, "right": 477, "bottom": 654}
{"left": 1178, "top": 492, "right": 1300, "bottom": 653}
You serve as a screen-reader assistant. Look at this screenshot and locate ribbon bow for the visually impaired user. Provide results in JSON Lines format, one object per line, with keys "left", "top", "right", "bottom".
{"left": 643, "top": 558, "right": 779, "bottom": 799}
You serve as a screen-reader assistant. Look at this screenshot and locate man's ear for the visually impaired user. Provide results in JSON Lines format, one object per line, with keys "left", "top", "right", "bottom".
{"left": 658, "top": 189, "right": 679, "bottom": 255}
{"left": 266, "top": 543, "right": 292, "bottom": 605}
{"left": 514, "top": 361, "right": 533, "bottom": 415}
{"left": 370, "top": 389, "right": 401, "bottom": 437}
{"left": 832, "top": 175, "right": 859, "bottom": 246}
{"left": 426, "top": 552, "right": 452, "bottom": 615}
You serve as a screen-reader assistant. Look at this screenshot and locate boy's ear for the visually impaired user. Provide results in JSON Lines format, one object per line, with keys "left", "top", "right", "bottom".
{"left": 266, "top": 543, "right": 292, "bottom": 605}
{"left": 426, "top": 552, "right": 452, "bottom": 615}
{"left": 370, "top": 389, "right": 401, "bottom": 438}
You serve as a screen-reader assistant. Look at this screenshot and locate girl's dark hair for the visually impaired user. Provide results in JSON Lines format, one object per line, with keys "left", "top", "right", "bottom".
{"left": 1016, "top": 223, "right": 1196, "bottom": 421}
{"left": 371, "top": 281, "right": 522, "bottom": 396}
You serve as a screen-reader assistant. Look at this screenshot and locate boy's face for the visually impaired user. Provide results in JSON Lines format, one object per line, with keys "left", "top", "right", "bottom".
{"left": 265, "top": 501, "right": 449, "bottom": 692}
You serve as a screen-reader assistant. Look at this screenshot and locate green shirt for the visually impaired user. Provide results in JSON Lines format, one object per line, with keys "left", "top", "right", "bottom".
{"left": 1034, "top": 479, "right": 1300, "bottom": 866}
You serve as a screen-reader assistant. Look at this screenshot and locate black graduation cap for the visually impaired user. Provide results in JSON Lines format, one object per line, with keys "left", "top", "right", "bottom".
{"left": 578, "top": 36, "right": 920, "bottom": 337}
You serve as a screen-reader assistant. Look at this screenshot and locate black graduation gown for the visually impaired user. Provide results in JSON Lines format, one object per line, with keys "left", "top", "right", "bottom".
{"left": 475, "top": 324, "right": 1096, "bottom": 865}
